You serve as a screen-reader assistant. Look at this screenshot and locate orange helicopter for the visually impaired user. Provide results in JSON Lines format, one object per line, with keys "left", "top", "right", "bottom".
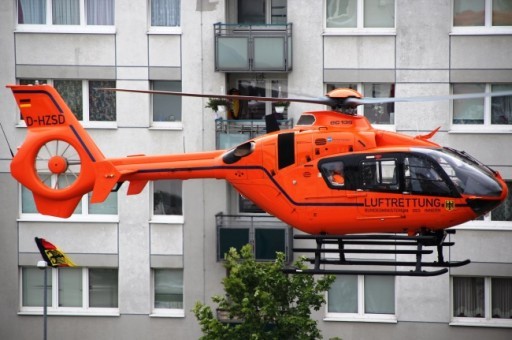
{"left": 6, "top": 84, "right": 511, "bottom": 276}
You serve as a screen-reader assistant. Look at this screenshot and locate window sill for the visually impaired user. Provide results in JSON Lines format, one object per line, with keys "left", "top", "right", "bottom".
{"left": 149, "top": 123, "right": 183, "bottom": 131}
{"left": 450, "top": 319, "right": 512, "bottom": 328}
{"left": 323, "top": 29, "right": 396, "bottom": 36}
{"left": 19, "top": 309, "right": 120, "bottom": 317}
{"left": 451, "top": 221, "right": 512, "bottom": 232}
{"left": 449, "top": 126, "right": 512, "bottom": 134}
{"left": 324, "top": 315, "right": 397, "bottom": 324}
{"left": 150, "top": 309, "right": 185, "bottom": 318}
{"left": 18, "top": 214, "right": 120, "bottom": 223}
{"left": 150, "top": 216, "right": 184, "bottom": 225}
{"left": 450, "top": 27, "right": 512, "bottom": 36}
{"left": 15, "top": 25, "right": 116, "bottom": 35}
{"left": 147, "top": 27, "right": 182, "bottom": 35}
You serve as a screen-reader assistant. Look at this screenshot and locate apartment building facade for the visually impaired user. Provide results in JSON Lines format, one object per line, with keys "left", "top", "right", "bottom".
{"left": 0, "top": 1, "right": 511, "bottom": 339}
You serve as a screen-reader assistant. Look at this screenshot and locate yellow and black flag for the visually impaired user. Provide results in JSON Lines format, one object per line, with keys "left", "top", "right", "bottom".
{"left": 35, "top": 237, "right": 76, "bottom": 267}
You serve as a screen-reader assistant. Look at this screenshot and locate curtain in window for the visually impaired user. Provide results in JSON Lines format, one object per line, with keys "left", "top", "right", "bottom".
{"left": 151, "top": 0, "right": 180, "bottom": 26}
{"left": 59, "top": 268, "right": 82, "bottom": 307}
{"left": 364, "top": 0, "right": 394, "bottom": 28}
{"left": 326, "top": 0, "right": 357, "bottom": 28}
{"left": 154, "top": 269, "right": 183, "bottom": 309}
{"left": 492, "top": 278, "right": 512, "bottom": 318}
{"left": 153, "top": 180, "right": 183, "bottom": 215}
{"left": 364, "top": 275, "right": 395, "bottom": 314}
{"left": 89, "top": 268, "right": 118, "bottom": 308}
{"left": 54, "top": 80, "right": 83, "bottom": 120}
{"left": 88, "top": 192, "right": 118, "bottom": 214}
{"left": 453, "top": 277, "right": 485, "bottom": 317}
{"left": 453, "top": 0, "right": 485, "bottom": 26}
{"left": 22, "top": 267, "right": 52, "bottom": 307}
{"left": 52, "top": 0, "right": 80, "bottom": 25}
{"left": 18, "top": 0, "right": 46, "bottom": 24}
{"left": 493, "top": 0, "right": 512, "bottom": 26}
{"left": 328, "top": 275, "right": 358, "bottom": 313}
{"left": 89, "top": 80, "right": 116, "bottom": 121}
{"left": 452, "top": 84, "right": 485, "bottom": 124}
{"left": 86, "top": 0, "right": 114, "bottom": 25}
{"left": 491, "top": 84, "right": 512, "bottom": 125}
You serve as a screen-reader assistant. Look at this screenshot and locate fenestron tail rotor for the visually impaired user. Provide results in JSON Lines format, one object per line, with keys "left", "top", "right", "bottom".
{"left": 35, "top": 139, "right": 82, "bottom": 191}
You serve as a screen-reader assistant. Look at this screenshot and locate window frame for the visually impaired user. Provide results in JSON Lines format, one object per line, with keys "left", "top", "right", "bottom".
{"left": 456, "top": 180, "right": 512, "bottom": 231}
{"left": 20, "top": 185, "right": 119, "bottom": 222}
{"left": 19, "top": 266, "right": 119, "bottom": 316}
{"left": 17, "top": 79, "right": 117, "bottom": 129}
{"left": 324, "top": 0, "right": 396, "bottom": 35}
{"left": 450, "top": 83, "right": 512, "bottom": 134}
{"left": 325, "top": 274, "right": 397, "bottom": 323}
{"left": 326, "top": 82, "right": 396, "bottom": 130}
{"left": 150, "top": 80, "right": 183, "bottom": 130}
{"left": 151, "top": 180, "right": 184, "bottom": 224}
{"left": 16, "top": 0, "right": 116, "bottom": 34}
{"left": 450, "top": 276, "right": 512, "bottom": 328}
{"left": 451, "top": 0, "right": 512, "bottom": 35}
{"left": 147, "top": 0, "right": 182, "bottom": 35}
{"left": 150, "top": 268, "right": 185, "bottom": 317}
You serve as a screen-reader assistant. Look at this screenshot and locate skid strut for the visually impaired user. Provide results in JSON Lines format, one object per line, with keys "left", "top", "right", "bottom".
{"left": 283, "top": 230, "right": 470, "bottom": 277}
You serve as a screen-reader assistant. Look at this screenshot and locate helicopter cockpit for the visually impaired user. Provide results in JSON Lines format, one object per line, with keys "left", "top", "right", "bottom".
{"left": 319, "top": 147, "right": 505, "bottom": 205}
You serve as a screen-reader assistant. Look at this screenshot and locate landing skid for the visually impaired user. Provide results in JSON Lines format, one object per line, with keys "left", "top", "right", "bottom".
{"left": 283, "top": 230, "right": 470, "bottom": 277}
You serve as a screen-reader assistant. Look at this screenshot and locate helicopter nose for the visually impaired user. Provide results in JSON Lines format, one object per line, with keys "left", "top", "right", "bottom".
{"left": 466, "top": 177, "right": 508, "bottom": 216}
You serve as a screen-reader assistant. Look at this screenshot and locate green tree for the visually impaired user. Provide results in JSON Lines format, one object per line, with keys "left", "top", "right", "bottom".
{"left": 193, "top": 244, "right": 335, "bottom": 340}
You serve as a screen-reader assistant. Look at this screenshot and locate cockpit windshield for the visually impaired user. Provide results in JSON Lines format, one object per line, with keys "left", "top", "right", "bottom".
{"left": 413, "top": 148, "right": 503, "bottom": 197}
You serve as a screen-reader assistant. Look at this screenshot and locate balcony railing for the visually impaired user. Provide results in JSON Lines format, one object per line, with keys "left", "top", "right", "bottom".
{"left": 216, "top": 212, "right": 293, "bottom": 262}
{"left": 215, "top": 118, "right": 293, "bottom": 149}
{"left": 214, "top": 23, "right": 293, "bottom": 72}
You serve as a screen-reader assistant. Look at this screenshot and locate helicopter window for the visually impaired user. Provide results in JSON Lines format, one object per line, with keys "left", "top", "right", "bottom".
{"left": 321, "top": 161, "right": 346, "bottom": 187}
{"left": 360, "top": 158, "right": 399, "bottom": 192}
{"left": 404, "top": 155, "right": 451, "bottom": 196}
{"left": 297, "top": 114, "right": 315, "bottom": 126}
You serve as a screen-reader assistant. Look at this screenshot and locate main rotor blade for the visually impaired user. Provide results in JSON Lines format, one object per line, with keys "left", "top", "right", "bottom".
{"left": 104, "top": 88, "right": 337, "bottom": 106}
{"left": 346, "top": 90, "right": 512, "bottom": 106}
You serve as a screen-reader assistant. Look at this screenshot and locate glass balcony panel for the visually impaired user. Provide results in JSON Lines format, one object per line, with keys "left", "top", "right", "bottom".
{"left": 253, "top": 37, "right": 285, "bottom": 71}
{"left": 217, "top": 37, "right": 250, "bottom": 70}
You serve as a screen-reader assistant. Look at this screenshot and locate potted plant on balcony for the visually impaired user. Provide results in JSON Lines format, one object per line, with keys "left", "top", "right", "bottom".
{"left": 274, "top": 101, "right": 289, "bottom": 114}
{"left": 206, "top": 97, "right": 230, "bottom": 115}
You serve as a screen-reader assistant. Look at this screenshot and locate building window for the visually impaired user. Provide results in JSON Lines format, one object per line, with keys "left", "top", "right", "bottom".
{"left": 452, "top": 276, "right": 512, "bottom": 326}
{"left": 152, "top": 81, "right": 182, "bottom": 125}
{"left": 17, "top": 0, "right": 114, "bottom": 26}
{"left": 325, "top": 0, "right": 395, "bottom": 30}
{"left": 471, "top": 180, "right": 512, "bottom": 224}
{"left": 152, "top": 180, "right": 183, "bottom": 222}
{"left": 453, "top": 0, "right": 512, "bottom": 27}
{"left": 21, "top": 186, "right": 118, "bottom": 218}
{"left": 153, "top": 268, "right": 184, "bottom": 316}
{"left": 19, "top": 79, "right": 117, "bottom": 125}
{"left": 236, "top": 0, "right": 287, "bottom": 25}
{"left": 21, "top": 267, "right": 118, "bottom": 314}
{"left": 151, "top": 0, "right": 180, "bottom": 26}
{"left": 452, "top": 83, "right": 512, "bottom": 129}
{"left": 326, "top": 83, "right": 395, "bottom": 125}
{"left": 327, "top": 275, "right": 396, "bottom": 322}
{"left": 216, "top": 212, "right": 292, "bottom": 262}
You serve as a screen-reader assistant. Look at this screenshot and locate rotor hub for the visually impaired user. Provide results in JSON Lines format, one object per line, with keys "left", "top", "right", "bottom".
{"left": 47, "top": 156, "right": 68, "bottom": 174}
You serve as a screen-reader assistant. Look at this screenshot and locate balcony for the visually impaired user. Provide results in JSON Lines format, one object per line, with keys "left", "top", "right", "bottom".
{"left": 215, "top": 118, "right": 293, "bottom": 149}
{"left": 216, "top": 213, "right": 293, "bottom": 262}
{"left": 214, "top": 23, "right": 293, "bottom": 72}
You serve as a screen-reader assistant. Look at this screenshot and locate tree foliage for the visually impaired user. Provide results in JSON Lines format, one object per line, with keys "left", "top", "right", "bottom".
{"left": 193, "top": 245, "right": 335, "bottom": 339}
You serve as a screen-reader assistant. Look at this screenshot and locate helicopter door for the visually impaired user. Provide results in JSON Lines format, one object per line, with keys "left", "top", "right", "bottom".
{"left": 356, "top": 155, "right": 406, "bottom": 220}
